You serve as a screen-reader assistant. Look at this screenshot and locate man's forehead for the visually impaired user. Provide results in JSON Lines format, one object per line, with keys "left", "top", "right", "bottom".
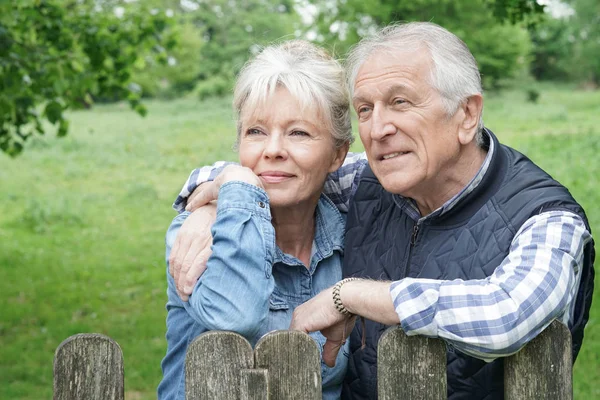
{"left": 352, "top": 47, "right": 433, "bottom": 97}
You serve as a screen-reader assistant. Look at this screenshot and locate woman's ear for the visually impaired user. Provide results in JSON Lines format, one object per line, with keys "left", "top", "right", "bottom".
{"left": 329, "top": 142, "right": 350, "bottom": 173}
{"left": 458, "top": 94, "right": 483, "bottom": 145}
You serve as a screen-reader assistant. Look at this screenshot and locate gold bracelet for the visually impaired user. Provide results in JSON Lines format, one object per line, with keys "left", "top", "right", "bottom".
{"left": 332, "top": 277, "right": 360, "bottom": 315}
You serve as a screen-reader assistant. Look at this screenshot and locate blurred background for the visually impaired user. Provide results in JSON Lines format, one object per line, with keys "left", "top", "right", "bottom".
{"left": 0, "top": 0, "right": 598, "bottom": 398}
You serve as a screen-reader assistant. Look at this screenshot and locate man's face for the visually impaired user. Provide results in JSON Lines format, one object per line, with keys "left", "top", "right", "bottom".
{"left": 352, "top": 48, "right": 464, "bottom": 199}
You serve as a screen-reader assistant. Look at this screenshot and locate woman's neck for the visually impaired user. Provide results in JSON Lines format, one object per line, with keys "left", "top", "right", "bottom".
{"left": 271, "top": 200, "right": 319, "bottom": 268}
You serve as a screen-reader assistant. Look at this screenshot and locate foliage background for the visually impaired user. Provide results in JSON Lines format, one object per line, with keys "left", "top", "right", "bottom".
{"left": 1, "top": 0, "right": 599, "bottom": 399}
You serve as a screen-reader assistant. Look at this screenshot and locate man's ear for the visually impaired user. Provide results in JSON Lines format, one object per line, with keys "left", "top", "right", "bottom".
{"left": 458, "top": 94, "right": 483, "bottom": 145}
{"left": 329, "top": 142, "right": 350, "bottom": 173}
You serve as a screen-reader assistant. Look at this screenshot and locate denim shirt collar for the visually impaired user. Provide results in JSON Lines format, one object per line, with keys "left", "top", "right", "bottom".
{"left": 273, "top": 194, "right": 345, "bottom": 271}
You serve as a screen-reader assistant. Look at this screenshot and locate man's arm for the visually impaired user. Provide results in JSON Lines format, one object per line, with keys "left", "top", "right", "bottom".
{"left": 322, "top": 152, "right": 368, "bottom": 212}
{"left": 174, "top": 152, "right": 369, "bottom": 214}
{"left": 292, "top": 210, "right": 591, "bottom": 363}
{"left": 389, "top": 210, "right": 591, "bottom": 360}
{"left": 172, "top": 161, "right": 233, "bottom": 213}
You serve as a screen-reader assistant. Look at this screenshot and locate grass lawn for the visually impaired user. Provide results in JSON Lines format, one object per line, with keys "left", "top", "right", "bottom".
{"left": 1, "top": 84, "right": 599, "bottom": 399}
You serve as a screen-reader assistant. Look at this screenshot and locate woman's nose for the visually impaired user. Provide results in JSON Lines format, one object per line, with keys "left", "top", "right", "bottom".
{"left": 263, "top": 134, "right": 287, "bottom": 159}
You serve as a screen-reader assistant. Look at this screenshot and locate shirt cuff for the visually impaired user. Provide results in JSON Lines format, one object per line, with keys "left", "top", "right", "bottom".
{"left": 390, "top": 278, "right": 441, "bottom": 337}
{"left": 217, "top": 181, "right": 271, "bottom": 219}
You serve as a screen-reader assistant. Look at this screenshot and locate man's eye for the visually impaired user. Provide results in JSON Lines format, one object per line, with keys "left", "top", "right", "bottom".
{"left": 358, "top": 106, "right": 372, "bottom": 114}
{"left": 393, "top": 98, "right": 406, "bottom": 105}
{"left": 247, "top": 128, "right": 263, "bottom": 135}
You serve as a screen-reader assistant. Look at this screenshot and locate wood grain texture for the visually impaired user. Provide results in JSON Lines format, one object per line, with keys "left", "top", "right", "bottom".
{"left": 185, "top": 331, "right": 254, "bottom": 399}
{"left": 240, "top": 368, "right": 269, "bottom": 400}
{"left": 53, "top": 333, "right": 124, "bottom": 400}
{"left": 254, "top": 330, "right": 321, "bottom": 400}
{"left": 505, "top": 320, "right": 572, "bottom": 400}
{"left": 378, "top": 326, "right": 446, "bottom": 400}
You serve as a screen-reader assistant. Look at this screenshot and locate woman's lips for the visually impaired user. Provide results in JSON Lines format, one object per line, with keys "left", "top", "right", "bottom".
{"left": 259, "top": 172, "right": 294, "bottom": 184}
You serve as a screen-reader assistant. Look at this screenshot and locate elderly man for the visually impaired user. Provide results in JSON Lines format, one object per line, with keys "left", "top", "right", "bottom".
{"left": 169, "top": 22, "right": 594, "bottom": 399}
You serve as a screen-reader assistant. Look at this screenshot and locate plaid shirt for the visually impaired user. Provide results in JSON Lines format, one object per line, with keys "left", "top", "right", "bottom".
{"left": 173, "top": 137, "right": 591, "bottom": 360}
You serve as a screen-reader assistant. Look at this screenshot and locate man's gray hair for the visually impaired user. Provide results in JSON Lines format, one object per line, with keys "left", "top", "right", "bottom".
{"left": 233, "top": 40, "right": 353, "bottom": 149}
{"left": 346, "top": 22, "right": 485, "bottom": 146}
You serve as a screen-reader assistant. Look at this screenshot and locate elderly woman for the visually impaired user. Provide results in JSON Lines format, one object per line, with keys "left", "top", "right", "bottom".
{"left": 157, "top": 41, "right": 353, "bottom": 399}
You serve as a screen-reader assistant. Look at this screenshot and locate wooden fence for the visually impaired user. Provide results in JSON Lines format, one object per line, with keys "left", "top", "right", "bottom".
{"left": 53, "top": 320, "right": 572, "bottom": 400}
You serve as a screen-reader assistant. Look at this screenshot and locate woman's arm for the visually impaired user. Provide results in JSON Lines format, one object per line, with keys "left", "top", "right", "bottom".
{"left": 186, "top": 182, "right": 275, "bottom": 338}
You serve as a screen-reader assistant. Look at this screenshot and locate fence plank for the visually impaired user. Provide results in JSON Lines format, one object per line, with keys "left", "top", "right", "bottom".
{"left": 185, "top": 331, "right": 254, "bottom": 399}
{"left": 505, "top": 320, "right": 572, "bottom": 400}
{"left": 53, "top": 333, "right": 124, "bottom": 400}
{"left": 378, "top": 326, "right": 446, "bottom": 400}
{"left": 240, "top": 368, "right": 269, "bottom": 400}
{"left": 254, "top": 330, "right": 321, "bottom": 400}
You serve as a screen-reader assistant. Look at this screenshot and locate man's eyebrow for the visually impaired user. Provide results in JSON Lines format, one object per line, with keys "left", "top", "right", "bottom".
{"left": 352, "top": 93, "right": 370, "bottom": 106}
{"left": 353, "top": 84, "right": 413, "bottom": 105}
{"left": 385, "top": 84, "right": 411, "bottom": 97}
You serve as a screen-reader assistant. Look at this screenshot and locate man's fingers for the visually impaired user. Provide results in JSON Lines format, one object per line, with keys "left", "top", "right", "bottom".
{"left": 177, "top": 239, "right": 203, "bottom": 294}
{"left": 176, "top": 288, "right": 189, "bottom": 302}
{"left": 183, "top": 248, "right": 211, "bottom": 294}
{"left": 322, "top": 339, "right": 343, "bottom": 368}
{"left": 168, "top": 234, "right": 181, "bottom": 277}
{"left": 186, "top": 182, "right": 218, "bottom": 212}
{"left": 169, "top": 235, "right": 191, "bottom": 284}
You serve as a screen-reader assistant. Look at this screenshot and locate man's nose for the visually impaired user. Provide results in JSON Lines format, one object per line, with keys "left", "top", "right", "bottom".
{"left": 370, "top": 105, "right": 397, "bottom": 141}
{"left": 263, "top": 133, "right": 287, "bottom": 159}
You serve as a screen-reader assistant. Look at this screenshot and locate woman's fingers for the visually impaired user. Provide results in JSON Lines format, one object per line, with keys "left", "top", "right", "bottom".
{"left": 186, "top": 181, "right": 219, "bottom": 211}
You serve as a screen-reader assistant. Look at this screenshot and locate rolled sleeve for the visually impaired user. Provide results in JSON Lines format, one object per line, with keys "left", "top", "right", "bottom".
{"left": 390, "top": 211, "right": 592, "bottom": 361}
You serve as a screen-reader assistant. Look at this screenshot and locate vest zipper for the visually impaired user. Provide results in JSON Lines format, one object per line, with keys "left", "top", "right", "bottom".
{"left": 403, "top": 223, "right": 420, "bottom": 278}
{"left": 410, "top": 224, "right": 419, "bottom": 246}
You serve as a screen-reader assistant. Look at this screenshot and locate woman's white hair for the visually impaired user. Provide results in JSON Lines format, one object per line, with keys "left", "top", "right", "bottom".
{"left": 233, "top": 40, "right": 353, "bottom": 148}
{"left": 346, "top": 22, "right": 485, "bottom": 146}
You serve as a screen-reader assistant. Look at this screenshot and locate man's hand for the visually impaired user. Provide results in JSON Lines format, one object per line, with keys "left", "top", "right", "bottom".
{"left": 169, "top": 204, "right": 216, "bottom": 301}
{"left": 290, "top": 287, "right": 355, "bottom": 367}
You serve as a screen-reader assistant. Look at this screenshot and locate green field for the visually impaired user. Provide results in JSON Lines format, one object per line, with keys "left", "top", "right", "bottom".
{"left": 1, "top": 85, "right": 599, "bottom": 399}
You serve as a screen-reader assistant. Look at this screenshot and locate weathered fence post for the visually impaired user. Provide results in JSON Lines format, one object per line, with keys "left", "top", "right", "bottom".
{"left": 505, "top": 320, "right": 572, "bottom": 400}
{"left": 240, "top": 368, "right": 269, "bottom": 400}
{"left": 254, "top": 330, "right": 321, "bottom": 400}
{"left": 185, "top": 331, "right": 254, "bottom": 399}
{"left": 378, "top": 326, "right": 446, "bottom": 400}
{"left": 53, "top": 333, "right": 124, "bottom": 400}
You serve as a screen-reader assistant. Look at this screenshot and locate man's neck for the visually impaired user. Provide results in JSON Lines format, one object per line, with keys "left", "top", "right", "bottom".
{"left": 412, "top": 144, "right": 488, "bottom": 217}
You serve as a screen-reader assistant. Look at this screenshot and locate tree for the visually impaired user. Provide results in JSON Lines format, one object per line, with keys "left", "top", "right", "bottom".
{"left": 567, "top": 0, "right": 600, "bottom": 86}
{"left": 0, "top": 0, "right": 175, "bottom": 156}
{"left": 305, "top": 0, "right": 538, "bottom": 89}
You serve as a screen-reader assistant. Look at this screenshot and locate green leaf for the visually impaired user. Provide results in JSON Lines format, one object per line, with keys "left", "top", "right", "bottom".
{"left": 44, "top": 100, "right": 63, "bottom": 125}
{"left": 57, "top": 118, "right": 69, "bottom": 137}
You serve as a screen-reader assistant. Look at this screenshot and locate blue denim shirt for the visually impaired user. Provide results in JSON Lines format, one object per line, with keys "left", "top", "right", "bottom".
{"left": 158, "top": 181, "right": 349, "bottom": 399}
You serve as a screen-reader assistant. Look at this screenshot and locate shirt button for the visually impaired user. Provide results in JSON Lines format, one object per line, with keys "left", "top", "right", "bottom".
{"left": 258, "top": 201, "right": 266, "bottom": 208}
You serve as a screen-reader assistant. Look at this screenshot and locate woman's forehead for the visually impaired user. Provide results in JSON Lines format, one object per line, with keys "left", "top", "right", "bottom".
{"left": 240, "top": 88, "right": 324, "bottom": 126}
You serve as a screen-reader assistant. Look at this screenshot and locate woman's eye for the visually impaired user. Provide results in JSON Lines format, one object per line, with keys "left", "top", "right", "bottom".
{"left": 393, "top": 98, "right": 406, "bottom": 105}
{"left": 291, "top": 130, "right": 309, "bottom": 137}
{"left": 247, "top": 128, "right": 263, "bottom": 135}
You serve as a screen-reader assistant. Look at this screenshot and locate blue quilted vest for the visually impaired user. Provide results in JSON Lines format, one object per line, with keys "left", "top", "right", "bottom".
{"left": 341, "top": 129, "right": 595, "bottom": 399}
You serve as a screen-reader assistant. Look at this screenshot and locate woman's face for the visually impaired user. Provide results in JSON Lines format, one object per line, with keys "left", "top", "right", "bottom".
{"left": 239, "top": 87, "right": 348, "bottom": 209}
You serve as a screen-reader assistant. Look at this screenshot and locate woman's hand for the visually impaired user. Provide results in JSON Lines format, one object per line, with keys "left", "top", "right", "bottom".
{"left": 186, "top": 165, "right": 263, "bottom": 212}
